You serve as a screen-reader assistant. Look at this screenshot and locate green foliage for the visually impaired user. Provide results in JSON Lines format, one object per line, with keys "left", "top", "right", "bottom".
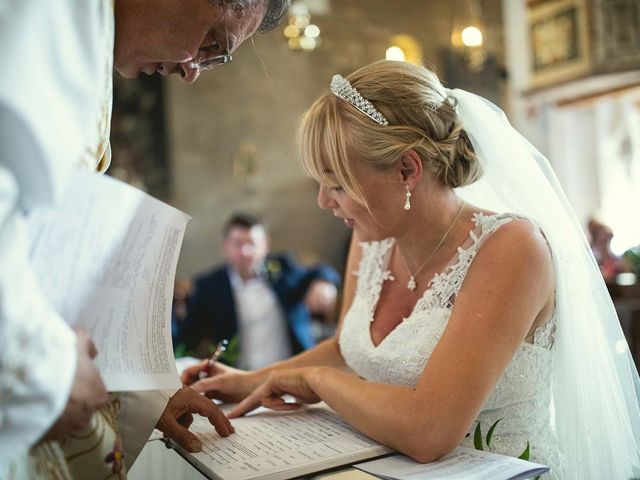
{"left": 486, "top": 418, "right": 501, "bottom": 448}
{"left": 472, "top": 419, "right": 502, "bottom": 452}
{"left": 174, "top": 342, "right": 188, "bottom": 358}
{"left": 473, "top": 423, "right": 484, "bottom": 451}
{"left": 624, "top": 247, "right": 640, "bottom": 276}
{"left": 471, "top": 419, "right": 531, "bottom": 466}
{"left": 518, "top": 441, "right": 530, "bottom": 461}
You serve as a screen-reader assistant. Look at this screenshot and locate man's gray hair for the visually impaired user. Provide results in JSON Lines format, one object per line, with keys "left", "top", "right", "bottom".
{"left": 225, "top": 0, "right": 289, "bottom": 33}
{"left": 257, "top": 0, "right": 290, "bottom": 33}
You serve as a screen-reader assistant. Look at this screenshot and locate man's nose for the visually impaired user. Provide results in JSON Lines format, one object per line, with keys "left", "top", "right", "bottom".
{"left": 177, "top": 62, "right": 201, "bottom": 84}
{"left": 157, "top": 62, "right": 201, "bottom": 84}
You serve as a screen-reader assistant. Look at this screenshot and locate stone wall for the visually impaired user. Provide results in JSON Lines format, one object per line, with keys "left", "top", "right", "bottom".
{"left": 166, "top": 0, "right": 504, "bottom": 278}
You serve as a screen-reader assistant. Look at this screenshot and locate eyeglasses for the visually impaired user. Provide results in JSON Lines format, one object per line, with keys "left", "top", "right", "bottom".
{"left": 194, "top": 1, "right": 233, "bottom": 73}
{"left": 196, "top": 53, "right": 232, "bottom": 71}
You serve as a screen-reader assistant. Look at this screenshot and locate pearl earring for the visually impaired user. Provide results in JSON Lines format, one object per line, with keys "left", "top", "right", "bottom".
{"left": 404, "top": 184, "right": 411, "bottom": 211}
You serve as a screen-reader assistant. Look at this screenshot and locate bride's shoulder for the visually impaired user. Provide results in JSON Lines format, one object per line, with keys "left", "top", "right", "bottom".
{"left": 472, "top": 213, "right": 554, "bottom": 278}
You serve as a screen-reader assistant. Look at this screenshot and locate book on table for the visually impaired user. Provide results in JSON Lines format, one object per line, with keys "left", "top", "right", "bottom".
{"left": 355, "top": 447, "right": 550, "bottom": 480}
{"left": 167, "top": 402, "right": 550, "bottom": 480}
{"left": 167, "top": 403, "right": 392, "bottom": 480}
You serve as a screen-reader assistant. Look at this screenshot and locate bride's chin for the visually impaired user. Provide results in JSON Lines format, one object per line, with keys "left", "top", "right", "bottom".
{"left": 354, "top": 228, "right": 386, "bottom": 243}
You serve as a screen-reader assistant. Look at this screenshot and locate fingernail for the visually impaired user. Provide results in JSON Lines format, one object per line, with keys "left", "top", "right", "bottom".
{"left": 189, "top": 439, "right": 202, "bottom": 452}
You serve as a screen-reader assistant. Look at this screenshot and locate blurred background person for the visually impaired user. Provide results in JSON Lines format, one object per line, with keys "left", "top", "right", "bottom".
{"left": 171, "top": 278, "right": 194, "bottom": 353}
{"left": 175, "top": 212, "right": 341, "bottom": 369}
{"left": 587, "top": 216, "right": 631, "bottom": 282}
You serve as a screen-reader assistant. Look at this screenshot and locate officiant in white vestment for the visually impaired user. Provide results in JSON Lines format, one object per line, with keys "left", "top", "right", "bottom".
{"left": 0, "top": 0, "right": 288, "bottom": 478}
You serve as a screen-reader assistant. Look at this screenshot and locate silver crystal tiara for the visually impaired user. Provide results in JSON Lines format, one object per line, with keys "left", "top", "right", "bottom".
{"left": 329, "top": 74, "right": 389, "bottom": 126}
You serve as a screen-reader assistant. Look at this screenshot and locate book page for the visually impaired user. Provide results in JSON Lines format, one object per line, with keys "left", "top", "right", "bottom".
{"left": 173, "top": 404, "right": 392, "bottom": 480}
{"left": 355, "top": 447, "right": 550, "bottom": 480}
{"left": 28, "top": 170, "right": 187, "bottom": 391}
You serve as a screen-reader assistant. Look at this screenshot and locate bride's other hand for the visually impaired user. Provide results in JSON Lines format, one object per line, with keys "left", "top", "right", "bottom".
{"left": 189, "top": 365, "right": 263, "bottom": 403}
{"left": 228, "top": 368, "right": 323, "bottom": 418}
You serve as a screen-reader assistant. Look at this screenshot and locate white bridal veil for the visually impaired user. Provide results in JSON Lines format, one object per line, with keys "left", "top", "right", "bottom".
{"left": 449, "top": 88, "right": 640, "bottom": 479}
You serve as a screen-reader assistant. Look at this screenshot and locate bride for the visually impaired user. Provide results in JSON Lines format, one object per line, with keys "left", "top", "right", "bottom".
{"left": 183, "top": 60, "right": 640, "bottom": 479}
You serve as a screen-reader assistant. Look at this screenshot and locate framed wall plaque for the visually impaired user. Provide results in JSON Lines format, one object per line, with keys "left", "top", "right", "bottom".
{"left": 528, "top": 0, "right": 591, "bottom": 87}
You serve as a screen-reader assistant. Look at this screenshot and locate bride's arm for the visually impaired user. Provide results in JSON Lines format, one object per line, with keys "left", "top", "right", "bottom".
{"left": 188, "top": 233, "right": 362, "bottom": 396}
{"left": 231, "top": 222, "right": 554, "bottom": 462}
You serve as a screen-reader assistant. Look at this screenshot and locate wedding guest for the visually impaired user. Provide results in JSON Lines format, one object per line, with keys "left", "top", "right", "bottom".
{"left": 172, "top": 278, "right": 194, "bottom": 346}
{"left": 587, "top": 216, "right": 630, "bottom": 282}
{"left": 184, "top": 60, "right": 640, "bottom": 479}
{"left": 0, "top": 0, "right": 289, "bottom": 477}
{"left": 176, "top": 212, "right": 341, "bottom": 369}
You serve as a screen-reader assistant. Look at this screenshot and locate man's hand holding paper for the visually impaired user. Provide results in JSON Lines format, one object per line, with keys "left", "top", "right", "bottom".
{"left": 41, "top": 328, "right": 108, "bottom": 441}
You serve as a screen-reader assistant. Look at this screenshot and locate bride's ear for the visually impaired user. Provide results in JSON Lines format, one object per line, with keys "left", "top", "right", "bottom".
{"left": 398, "top": 150, "right": 423, "bottom": 188}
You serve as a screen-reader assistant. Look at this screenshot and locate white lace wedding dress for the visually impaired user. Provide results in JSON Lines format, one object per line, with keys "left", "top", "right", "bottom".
{"left": 339, "top": 213, "right": 565, "bottom": 478}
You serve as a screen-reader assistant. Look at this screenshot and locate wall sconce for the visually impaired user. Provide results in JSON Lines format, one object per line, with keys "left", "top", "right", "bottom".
{"left": 386, "top": 46, "right": 405, "bottom": 62}
{"left": 284, "top": 1, "right": 321, "bottom": 51}
{"left": 450, "top": 0, "right": 487, "bottom": 72}
{"left": 385, "top": 34, "right": 423, "bottom": 65}
{"left": 232, "top": 142, "right": 259, "bottom": 191}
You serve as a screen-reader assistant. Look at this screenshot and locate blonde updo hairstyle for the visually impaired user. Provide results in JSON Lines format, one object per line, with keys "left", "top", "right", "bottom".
{"left": 299, "top": 60, "right": 481, "bottom": 207}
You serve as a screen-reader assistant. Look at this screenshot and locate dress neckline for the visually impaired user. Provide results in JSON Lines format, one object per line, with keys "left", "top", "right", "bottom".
{"left": 367, "top": 212, "right": 509, "bottom": 349}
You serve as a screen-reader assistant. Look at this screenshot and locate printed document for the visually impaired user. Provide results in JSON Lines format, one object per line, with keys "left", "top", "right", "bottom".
{"left": 170, "top": 403, "right": 392, "bottom": 480}
{"left": 28, "top": 170, "right": 187, "bottom": 391}
{"left": 355, "top": 447, "right": 550, "bottom": 480}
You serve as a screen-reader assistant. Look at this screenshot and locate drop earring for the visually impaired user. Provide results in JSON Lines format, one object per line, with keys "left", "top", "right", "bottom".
{"left": 404, "top": 184, "right": 411, "bottom": 211}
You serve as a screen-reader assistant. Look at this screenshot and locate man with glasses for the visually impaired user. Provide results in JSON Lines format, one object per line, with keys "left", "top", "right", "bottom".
{"left": 114, "top": 0, "right": 285, "bottom": 84}
{"left": 0, "top": 0, "right": 289, "bottom": 477}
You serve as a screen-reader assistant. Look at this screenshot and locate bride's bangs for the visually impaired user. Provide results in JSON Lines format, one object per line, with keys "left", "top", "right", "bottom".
{"left": 300, "top": 96, "right": 364, "bottom": 204}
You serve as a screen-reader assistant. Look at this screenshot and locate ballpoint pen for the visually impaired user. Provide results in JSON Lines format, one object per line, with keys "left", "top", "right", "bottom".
{"left": 198, "top": 339, "right": 229, "bottom": 380}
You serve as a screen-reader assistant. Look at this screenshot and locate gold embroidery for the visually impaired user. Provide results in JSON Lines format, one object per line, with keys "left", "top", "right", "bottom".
{"left": 64, "top": 428, "right": 106, "bottom": 462}
{"left": 32, "top": 442, "right": 72, "bottom": 480}
{"left": 64, "top": 421, "right": 99, "bottom": 441}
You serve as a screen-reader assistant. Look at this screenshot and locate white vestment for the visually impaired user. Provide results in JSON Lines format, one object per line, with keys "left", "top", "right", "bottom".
{"left": 0, "top": 0, "right": 168, "bottom": 477}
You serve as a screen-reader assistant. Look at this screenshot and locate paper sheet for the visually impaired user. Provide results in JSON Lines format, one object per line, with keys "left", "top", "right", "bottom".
{"left": 355, "top": 447, "right": 550, "bottom": 480}
{"left": 28, "top": 170, "right": 187, "bottom": 391}
{"left": 174, "top": 404, "right": 391, "bottom": 480}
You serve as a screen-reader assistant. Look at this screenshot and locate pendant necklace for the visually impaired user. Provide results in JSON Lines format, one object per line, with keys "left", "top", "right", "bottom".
{"left": 401, "top": 200, "right": 466, "bottom": 291}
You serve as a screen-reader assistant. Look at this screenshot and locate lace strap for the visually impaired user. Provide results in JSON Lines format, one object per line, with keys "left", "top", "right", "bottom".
{"left": 417, "top": 213, "right": 518, "bottom": 312}
{"left": 354, "top": 239, "right": 395, "bottom": 313}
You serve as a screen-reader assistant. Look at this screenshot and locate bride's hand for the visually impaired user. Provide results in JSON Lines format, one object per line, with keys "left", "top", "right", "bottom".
{"left": 181, "top": 360, "right": 241, "bottom": 386}
{"left": 228, "top": 368, "right": 322, "bottom": 418}
{"left": 187, "top": 363, "right": 264, "bottom": 403}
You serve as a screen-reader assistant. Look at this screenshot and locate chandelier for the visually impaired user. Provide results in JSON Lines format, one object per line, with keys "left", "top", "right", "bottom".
{"left": 283, "top": 1, "right": 321, "bottom": 51}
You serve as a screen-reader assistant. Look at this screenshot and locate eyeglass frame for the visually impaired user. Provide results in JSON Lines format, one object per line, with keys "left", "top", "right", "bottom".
{"left": 194, "top": 0, "right": 236, "bottom": 72}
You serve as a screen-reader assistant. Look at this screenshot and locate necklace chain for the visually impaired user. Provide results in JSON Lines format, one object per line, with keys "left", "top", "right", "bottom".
{"left": 401, "top": 200, "right": 466, "bottom": 291}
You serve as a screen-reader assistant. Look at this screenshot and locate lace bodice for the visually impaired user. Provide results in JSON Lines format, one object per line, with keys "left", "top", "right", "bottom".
{"left": 339, "top": 213, "right": 564, "bottom": 477}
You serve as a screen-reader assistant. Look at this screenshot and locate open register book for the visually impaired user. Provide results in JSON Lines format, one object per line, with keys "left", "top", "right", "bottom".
{"left": 168, "top": 403, "right": 392, "bottom": 480}
{"left": 168, "top": 403, "right": 549, "bottom": 480}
